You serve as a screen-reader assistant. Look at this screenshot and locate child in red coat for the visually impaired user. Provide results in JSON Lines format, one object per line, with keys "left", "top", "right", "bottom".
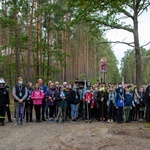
{"left": 83, "top": 90, "right": 94, "bottom": 123}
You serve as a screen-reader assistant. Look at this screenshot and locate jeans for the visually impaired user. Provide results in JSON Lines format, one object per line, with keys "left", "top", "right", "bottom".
{"left": 56, "top": 107, "right": 67, "bottom": 121}
{"left": 70, "top": 104, "right": 78, "bottom": 118}
{"left": 76, "top": 103, "right": 80, "bottom": 118}
{"left": 14, "top": 102, "right": 25, "bottom": 123}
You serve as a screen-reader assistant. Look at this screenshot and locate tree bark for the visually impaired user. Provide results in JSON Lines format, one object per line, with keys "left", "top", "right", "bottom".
{"left": 133, "top": 0, "right": 141, "bottom": 88}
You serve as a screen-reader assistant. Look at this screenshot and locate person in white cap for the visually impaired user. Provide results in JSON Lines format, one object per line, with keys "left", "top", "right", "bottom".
{"left": 0, "top": 78, "right": 9, "bottom": 126}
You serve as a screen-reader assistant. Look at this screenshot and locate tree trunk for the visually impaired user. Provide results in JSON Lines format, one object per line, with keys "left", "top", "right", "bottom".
{"left": 27, "top": 0, "right": 34, "bottom": 82}
{"left": 14, "top": 8, "right": 20, "bottom": 79}
{"left": 133, "top": 1, "right": 141, "bottom": 88}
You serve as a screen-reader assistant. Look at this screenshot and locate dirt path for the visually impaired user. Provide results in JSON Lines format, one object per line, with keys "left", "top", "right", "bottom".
{"left": 0, "top": 120, "right": 150, "bottom": 150}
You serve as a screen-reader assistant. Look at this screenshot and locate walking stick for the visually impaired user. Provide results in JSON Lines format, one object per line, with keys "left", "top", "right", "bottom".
{"left": 101, "top": 97, "right": 104, "bottom": 122}
{"left": 86, "top": 100, "right": 89, "bottom": 123}
{"left": 101, "top": 98, "right": 104, "bottom": 122}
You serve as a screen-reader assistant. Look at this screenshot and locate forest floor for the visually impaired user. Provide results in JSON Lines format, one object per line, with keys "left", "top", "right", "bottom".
{"left": 0, "top": 119, "right": 150, "bottom": 150}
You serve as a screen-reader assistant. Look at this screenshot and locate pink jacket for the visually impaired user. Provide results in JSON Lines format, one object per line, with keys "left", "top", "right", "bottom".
{"left": 31, "top": 90, "right": 44, "bottom": 105}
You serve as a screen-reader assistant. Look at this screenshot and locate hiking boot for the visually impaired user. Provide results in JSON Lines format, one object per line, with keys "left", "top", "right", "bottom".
{"left": 85, "top": 120, "right": 88, "bottom": 123}
{"left": 42, "top": 117, "right": 46, "bottom": 121}
{"left": 56, "top": 120, "right": 59, "bottom": 123}
{"left": 14, "top": 122, "right": 19, "bottom": 126}
{"left": 71, "top": 119, "right": 77, "bottom": 124}
{"left": 9, "top": 119, "right": 13, "bottom": 122}
{"left": 49, "top": 118, "right": 55, "bottom": 123}
{"left": 1, "top": 122, "right": 5, "bottom": 126}
{"left": 30, "top": 119, "right": 34, "bottom": 122}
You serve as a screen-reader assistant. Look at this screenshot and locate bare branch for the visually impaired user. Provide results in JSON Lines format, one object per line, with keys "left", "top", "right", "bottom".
{"left": 98, "top": 41, "right": 134, "bottom": 47}
{"left": 140, "top": 41, "right": 150, "bottom": 48}
{"left": 95, "top": 40, "right": 134, "bottom": 53}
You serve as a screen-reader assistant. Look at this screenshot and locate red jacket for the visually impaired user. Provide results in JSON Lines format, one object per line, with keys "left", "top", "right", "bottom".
{"left": 82, "top": 91, "right": 94, "bottom": 108}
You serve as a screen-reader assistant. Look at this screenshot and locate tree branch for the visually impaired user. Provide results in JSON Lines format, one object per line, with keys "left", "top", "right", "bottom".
{"left": 98, "top": 40, "right": 134, "bottom": 47}
{"left": 121, "top": 8, "right": 134, "bottom": 20}
{"left": 140, "top": 41, "right": 150, "bottom": 48}
{"left": 101, "top": 21, "right": 134, "bottom": 33}
{"left": 95, "top": 40, "right": 135, "bottom": 53}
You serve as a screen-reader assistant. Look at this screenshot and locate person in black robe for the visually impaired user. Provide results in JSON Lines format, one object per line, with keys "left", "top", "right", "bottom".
{"left": 97, "top": 85, "right": 108, "bottom": 122}
{"left": 145, "top": 82, "right": 150, "bottom": 122}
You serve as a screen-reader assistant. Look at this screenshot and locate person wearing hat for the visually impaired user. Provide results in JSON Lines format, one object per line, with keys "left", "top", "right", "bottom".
{"left": 12, "top": 77, "right": 28, "bottom": 125}
{"left": 0, "top": 78, "right": 9, "bottom": 126}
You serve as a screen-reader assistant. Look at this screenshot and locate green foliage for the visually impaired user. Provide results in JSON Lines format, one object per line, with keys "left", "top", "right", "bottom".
{"left": 121, "top": 48, "right": 150, "bottom": 84}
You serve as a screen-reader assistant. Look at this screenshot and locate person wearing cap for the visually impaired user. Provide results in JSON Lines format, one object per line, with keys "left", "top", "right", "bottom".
{"left": 12, "top": 77, "right": 28, "bottom": 125}
{"left": 0, "top": 78, "right": 10, "bottom": 126}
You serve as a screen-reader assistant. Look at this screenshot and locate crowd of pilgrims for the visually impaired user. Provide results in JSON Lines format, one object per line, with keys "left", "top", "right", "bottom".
{"left": 0, "top": 77, "right": 150, "bottom": 126}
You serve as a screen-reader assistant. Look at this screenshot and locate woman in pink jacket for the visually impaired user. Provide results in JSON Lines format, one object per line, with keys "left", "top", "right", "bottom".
{"left": 31, "top": 83, "right": 44, "bottom": 123}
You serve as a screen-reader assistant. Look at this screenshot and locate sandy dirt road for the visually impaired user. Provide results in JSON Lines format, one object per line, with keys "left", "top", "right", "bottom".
{"left": 0, "top": 120, "right": 150, "bottom": 150}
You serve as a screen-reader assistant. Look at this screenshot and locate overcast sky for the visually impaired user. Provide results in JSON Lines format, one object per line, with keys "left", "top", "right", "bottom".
{"left": 105, "top": 9, "right": 150, "bottom": 69}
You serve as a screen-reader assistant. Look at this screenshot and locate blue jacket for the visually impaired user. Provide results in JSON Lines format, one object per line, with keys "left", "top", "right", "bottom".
{"left": 124, "top": 92, "right": 132, "bottom": 107}
{"left": 115, "top": 87, "right": 124, "bottom": 107}
{"left": 40, "top": 85, "right": 47, "bottom": 93}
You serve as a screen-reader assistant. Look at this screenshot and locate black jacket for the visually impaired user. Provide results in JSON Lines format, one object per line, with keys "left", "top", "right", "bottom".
{"left": 0, "top": 87, "right": 9, "bottom": 106}
{"left": 68, "top": 89, "right": 80, "bottom": 104}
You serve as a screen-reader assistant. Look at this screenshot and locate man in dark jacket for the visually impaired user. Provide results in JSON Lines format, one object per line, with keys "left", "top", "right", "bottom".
{"left": 0, "top": 78, "right": 9, "bottom": 126}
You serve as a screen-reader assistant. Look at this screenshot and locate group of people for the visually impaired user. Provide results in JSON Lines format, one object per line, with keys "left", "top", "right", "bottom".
{"left": 0, "top": 77, "right": 150, "bottom": 126}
